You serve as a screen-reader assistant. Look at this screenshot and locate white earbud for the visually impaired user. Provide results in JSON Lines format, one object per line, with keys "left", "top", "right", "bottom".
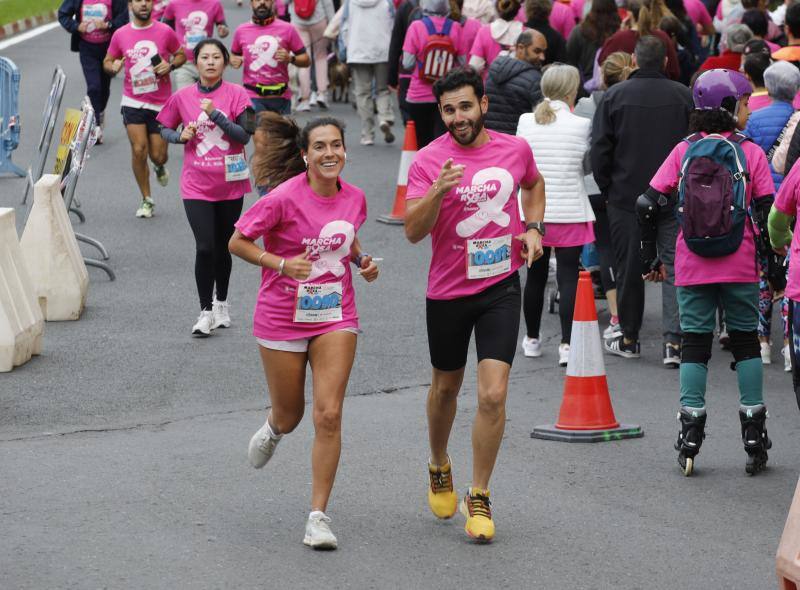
{"left": 343, "top": 152, "right": 347, "bottom": 161}
{"left": 303, "top": 155, "right": 308, "bottom": 166}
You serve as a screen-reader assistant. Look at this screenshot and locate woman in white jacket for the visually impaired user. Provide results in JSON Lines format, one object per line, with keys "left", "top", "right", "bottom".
{"left": 516, "top": 64, "right": 594, "bottom": 366}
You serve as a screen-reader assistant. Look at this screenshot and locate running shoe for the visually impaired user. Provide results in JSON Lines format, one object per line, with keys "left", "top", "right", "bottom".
{"left": 191, "top": 310, "right": 214, "bottom": 337}
{"left": 135, "top": 197, "right": 155, "bottom": 218}
{"left": 248, "top": 416, "right": 282, "bottom": 468}
{"left": 303, "top": 511, "right": 337, "bottom": 550}
{"left": 309, "top": 91, "right": 318, "bottom": 106}
{"left": 784, "top": 345, "right": 792, "bottom": 372}
{"left": 296, "top": 99, "right": 311, "bottom": 113}
{"left": 521, "top": 336, "right": 542, "bottom": 358}
{"left": 558, "top": 343, "right": 570, "bottom": 367}
{"left": 604, "top": 335, "right": 640, "bottom": 358}
{"left": 761, "top": 341, "right": 772, "bottom": 365}
{"left": 211, "top": 298, "right": 231, "bottom": 329}
{"left": 154, "top": 164, "right": 170, "bottom": 187}
{"left": 663, "top": 342, "right": 681, "bottom": 368}
{"left": 380, "top": 120, "right": 395, "bottom": 143}
{"left": 603, "top": 317, "right": 621, "bottom": 340}
{"left": 428, "top": 459, "right": 458, "bottom": 519}
{"left": 360, "top": 137, "right": 374, "bottom": 146}
{"left": 316, "top": 91, "right": 328, "bottom": 110}
{"left": 459, "top": 487, "right": 494, "bottom": 542}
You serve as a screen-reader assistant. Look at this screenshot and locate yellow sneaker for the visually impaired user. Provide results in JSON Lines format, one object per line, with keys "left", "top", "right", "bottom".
{"left": 460, "top": 487, "right": 494, "bottom": 542}
{"left": 427, "top": 459, "right": 458, "bottom": 519}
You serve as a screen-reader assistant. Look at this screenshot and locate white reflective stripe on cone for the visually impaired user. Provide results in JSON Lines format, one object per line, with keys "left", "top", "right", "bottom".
{"left": 396, "top": 149, "right": 415, "bottom": 186}
{"left": 566, "top": 320, "right": 606, "bottom": 378}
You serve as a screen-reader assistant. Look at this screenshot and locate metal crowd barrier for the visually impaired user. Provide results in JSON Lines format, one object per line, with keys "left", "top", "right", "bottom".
{"left": 0, "top": 56, "right": 25, "bottom": 177}
{"left": 22, "top": 66, "right": 66, "bottom": 205}
{"left": 61, "top": 98, "right": 115, "bottom": 281}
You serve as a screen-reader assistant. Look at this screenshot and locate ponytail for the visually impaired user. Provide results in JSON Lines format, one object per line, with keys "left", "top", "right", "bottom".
{"left": 252, "top": 112, "right": 305, "bottom": 190}
{"left": 534, "top": 64, "right": 580, "bottom": 124}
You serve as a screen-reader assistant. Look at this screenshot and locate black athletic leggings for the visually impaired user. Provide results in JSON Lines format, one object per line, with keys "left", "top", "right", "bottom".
{"left": 183, "top": 198, "right": 244, "bottom": 310}
{"left": 523, "top": 246, "right": 583, "bottom": 344}
{"left": 404, "top": 101, "right": 446, "bottom": 148}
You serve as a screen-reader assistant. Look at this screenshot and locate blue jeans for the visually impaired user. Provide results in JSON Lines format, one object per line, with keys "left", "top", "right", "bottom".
{"left": 251, "top": 97, "right": 291, "bottom": 115}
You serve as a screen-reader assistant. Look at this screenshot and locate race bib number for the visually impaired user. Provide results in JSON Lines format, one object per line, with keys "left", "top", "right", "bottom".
{"left": 82, "top": 3, "right": 106, "bottom": 19}
{"left": 294, "top": 283, "right": 343, "bottom": 323}
{"left": 225, "top": 154, "right": 249, "bottom": 181}
{"left": 466, "top": 235, "right": 512, "bottom": 280}
{"left": 186, "top": 32, "right": 205, "bottom": 49}
{"left": 132, "top": 70, "right": 158, "bottom": 95}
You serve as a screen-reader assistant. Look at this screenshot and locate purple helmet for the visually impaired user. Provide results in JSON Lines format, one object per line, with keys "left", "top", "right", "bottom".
{"left": 693, "top": 69, "right": 753, "bottom": 111}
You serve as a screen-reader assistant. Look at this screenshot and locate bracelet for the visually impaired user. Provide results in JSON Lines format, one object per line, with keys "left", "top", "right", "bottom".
{"left": 290, "top": 54, "right": 296, "bottom": 64}
{"left": 278, "top": 258, "right": 286, "bottom": 275}
{"left": 257, "top": 251, "right": 267, "bottom": 267}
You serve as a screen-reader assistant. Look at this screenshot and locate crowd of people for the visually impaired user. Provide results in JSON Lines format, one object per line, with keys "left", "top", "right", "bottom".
{"left": 55, "top": 0, "right": 800, "bottom": 551}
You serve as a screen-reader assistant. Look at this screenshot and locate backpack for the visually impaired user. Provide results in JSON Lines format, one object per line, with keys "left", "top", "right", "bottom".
{"left": 294, "top": 0, "right": 317, "bottom": 19}
{"left": 418, "top": 17, "right": 457, "bottom": 84}
{"left": 676, "top": 132, "right": 750, "bottom": 258}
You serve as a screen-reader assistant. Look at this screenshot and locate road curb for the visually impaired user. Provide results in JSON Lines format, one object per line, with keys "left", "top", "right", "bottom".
{"left": 0, "top": 11, "right": 58, "bottom": 40}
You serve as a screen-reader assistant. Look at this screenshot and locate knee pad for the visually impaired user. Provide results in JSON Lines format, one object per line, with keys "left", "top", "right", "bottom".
{"left": 681, "top": 332, "right": 713, "bottom": 364}
{"left": 728, "top": 330, "right": 760, "bottom": 364}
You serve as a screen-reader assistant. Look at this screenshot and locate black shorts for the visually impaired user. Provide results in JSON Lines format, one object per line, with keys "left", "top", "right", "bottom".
{"left": 426, "top": 272, "right": 521, "bottom": 371}
{"left": 121, "top": 106, "right": 162, "bottom": 135}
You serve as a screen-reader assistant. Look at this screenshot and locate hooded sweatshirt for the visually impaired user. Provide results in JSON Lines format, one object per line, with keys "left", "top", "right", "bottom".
{"left": 343, "top": 0, "right": 395, "bottom": 63}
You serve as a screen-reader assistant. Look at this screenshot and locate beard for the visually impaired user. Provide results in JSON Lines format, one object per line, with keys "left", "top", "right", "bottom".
{"left": 448, "top": 113, "right": 484, "bottom": 146}
{"left": 253, "top": 6, "right": 274, "bottom": 19}
{"left": 134, "top": 8, "right": 152, "bottom": 20}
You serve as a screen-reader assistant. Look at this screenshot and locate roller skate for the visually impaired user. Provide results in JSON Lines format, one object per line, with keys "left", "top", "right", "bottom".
{"left": 675, "top": 407, "right": 706, "bottom": 476}
{"left": 739, "top": 405, "right": 772, "bottom": 476}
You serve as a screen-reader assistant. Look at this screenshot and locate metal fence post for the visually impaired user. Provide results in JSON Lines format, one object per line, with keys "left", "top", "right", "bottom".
{"left": 0, "top": 57, "right": 25, "bottom": 177}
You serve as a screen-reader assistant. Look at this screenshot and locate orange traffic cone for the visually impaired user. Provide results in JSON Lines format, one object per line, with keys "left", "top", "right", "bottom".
{"left": 531, "top": 271, "right": 643, "bottom": 442}
{"left": 776, "top": 477, "right": 800, "bottom": 589}
{"left": 377, "top": 121, "right": 418, "bottom": 225}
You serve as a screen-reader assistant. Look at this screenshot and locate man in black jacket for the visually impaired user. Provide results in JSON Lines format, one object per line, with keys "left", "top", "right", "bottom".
{"left": 525, "top": 0, "right": 567, "bottom": 64}
{"left": 591, "top": 35, "right": 693, "bottom": 366}
{"left": 485, "top": 30, "right": 547, "bottom": 135}
{"left": 58, "top": 0, "right": 129, "bottom": 143}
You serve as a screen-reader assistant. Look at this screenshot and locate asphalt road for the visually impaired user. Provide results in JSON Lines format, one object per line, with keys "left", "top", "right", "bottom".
{"left": 1, "top": 9, "right": 799, "bottom": 588}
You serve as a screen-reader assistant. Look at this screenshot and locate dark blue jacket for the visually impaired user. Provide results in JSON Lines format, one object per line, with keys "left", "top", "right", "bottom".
{"left": 745, "top": 100, "right": 794, "bottom": 189}
{"left": 58, "top": 0, "right": 129, "bottom": 52}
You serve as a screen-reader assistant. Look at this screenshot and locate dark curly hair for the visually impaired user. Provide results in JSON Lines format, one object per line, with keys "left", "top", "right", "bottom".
{"left": 580, "top": 0, "right": 622, "bottom": 44}
{"left": 688, "top": 109, "right": 738, "bottom": 133}
{"left": 433, "top": 66, "right": 484, "bottom": 102}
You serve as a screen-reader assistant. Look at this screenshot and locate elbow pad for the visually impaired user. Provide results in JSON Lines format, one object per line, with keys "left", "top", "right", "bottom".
{"left": 636, "top": 188, "right": 668, "bottom": 275}
{"left": 752, "top": 196, "right": 786, "bottom": 291}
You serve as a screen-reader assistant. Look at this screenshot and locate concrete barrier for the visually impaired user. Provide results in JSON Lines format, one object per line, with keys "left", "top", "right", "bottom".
{"left": 20, "top": 174, "right": 88, "bottom": 320}
{"left": 0, "top": 207, "right": 44, "bottom": 372}
{"left": 777, "top": 477, "right": 800, "bottom": 589}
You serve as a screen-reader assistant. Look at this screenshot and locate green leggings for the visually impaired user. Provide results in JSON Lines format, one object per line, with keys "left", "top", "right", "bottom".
{"left": 678, "top": 283, "right": 763, "bottom": 408}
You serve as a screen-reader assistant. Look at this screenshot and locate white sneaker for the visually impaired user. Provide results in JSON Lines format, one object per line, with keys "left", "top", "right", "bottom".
{"left": 761, "top": 341, "right": 772, "bottom": 365}
{"left": 211, "top": 298, "right": 231, "bottom": 329}
{"left": 316, "top": 91, "right": 328, "bottom": 109}
{"left": 135, "top": 197, "right": 155, "bottom": 218}
{"left": 603, "top": 321, "right": 622, "bottom": 340}
{"left": 191, "top": 310, "right": 214, "bottom": 337}
{"left": 303, "top": 511, "right": 338, "bottom": 550}
{"left": 558, "top": 343, "right": 570, "bottom": 367}
{"left": 309, "top": 91, "right": 318, "bottom": 106}
{"left": 296, "top": 99, "right": 311, "bottom": 113}
{"left": 360, "top": 137, "right": 374, "bottom": 146}
{"left": 521, "top": 336, "right": 542, "bottom": 357}
{"left": 783, "top": 345, "right": 792, "bottom": 372}
{"left": 248, "top": 416, "right": 282, "bottom": 468}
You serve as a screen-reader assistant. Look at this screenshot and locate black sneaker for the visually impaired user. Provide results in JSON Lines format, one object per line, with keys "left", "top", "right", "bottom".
{"left": 604, "top": 335, "right": 641, "bottom": 358}
{"left": 663, "top": 342, "right": 681, "bottom": 367}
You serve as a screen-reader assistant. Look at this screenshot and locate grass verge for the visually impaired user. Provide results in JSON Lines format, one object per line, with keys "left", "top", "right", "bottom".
{"left": 0, "top": 0, "right": 60, "bottom": 27}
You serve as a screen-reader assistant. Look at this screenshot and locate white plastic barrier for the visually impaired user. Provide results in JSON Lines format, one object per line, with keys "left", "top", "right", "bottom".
{"left": 0, "top": 207, "right": 44, "bottom": 372}
{"left": 20, "top": 174, "right": 89, "bottom": 321}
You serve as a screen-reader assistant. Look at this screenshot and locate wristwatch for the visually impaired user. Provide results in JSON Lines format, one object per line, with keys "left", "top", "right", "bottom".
{"left": 290, "top": 54, "right": 296, "bottom": 64}
{"left": 526, "top": 221, "right": 546, "bottom": 237}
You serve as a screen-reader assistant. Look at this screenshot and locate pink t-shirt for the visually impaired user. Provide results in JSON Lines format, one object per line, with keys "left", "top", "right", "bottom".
{"left": 163, "top": 0, "right": 225, "bottom": 63}
{"left": 231, "top": 20, "right": 306, "bottom": 99}
{"left": 774, "top": 160, "right": 800, "bottom": 301}
{"left": 649, "top": 133, "right": 775, "bottom": 287}
{"left": 469, "top": 24, "right": 506, "bottom": 69}
{"left": 156, "top": 81, "right": 252, "bottom": 200}
{"left": 749, "top": 91, "right": 771, "bottom": 112}
{"left": 153, "top": 0, "right": 171, "bottom": 21}
{"left": 403, "top": 16, "right": 465, "bottom": 103}
{"left": 550, "top": 1, "right": 577, "bottom": 40}
{"left": 461, "top": 17, "right": 482, "bottom": 58}
{"left": 234, "top": 173, "right": 368, "bottom": 341}
{"left": 107, "top": 22, "right": 182, "bottom": 106}
{"left": 80, "top": 0, "right": 112, "bottom": 44}
{"left": 406, "top": 130, "right": 539, "bottom": 300}
{"left": 684, "top": 0, "right": 712, "bottom": 29}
